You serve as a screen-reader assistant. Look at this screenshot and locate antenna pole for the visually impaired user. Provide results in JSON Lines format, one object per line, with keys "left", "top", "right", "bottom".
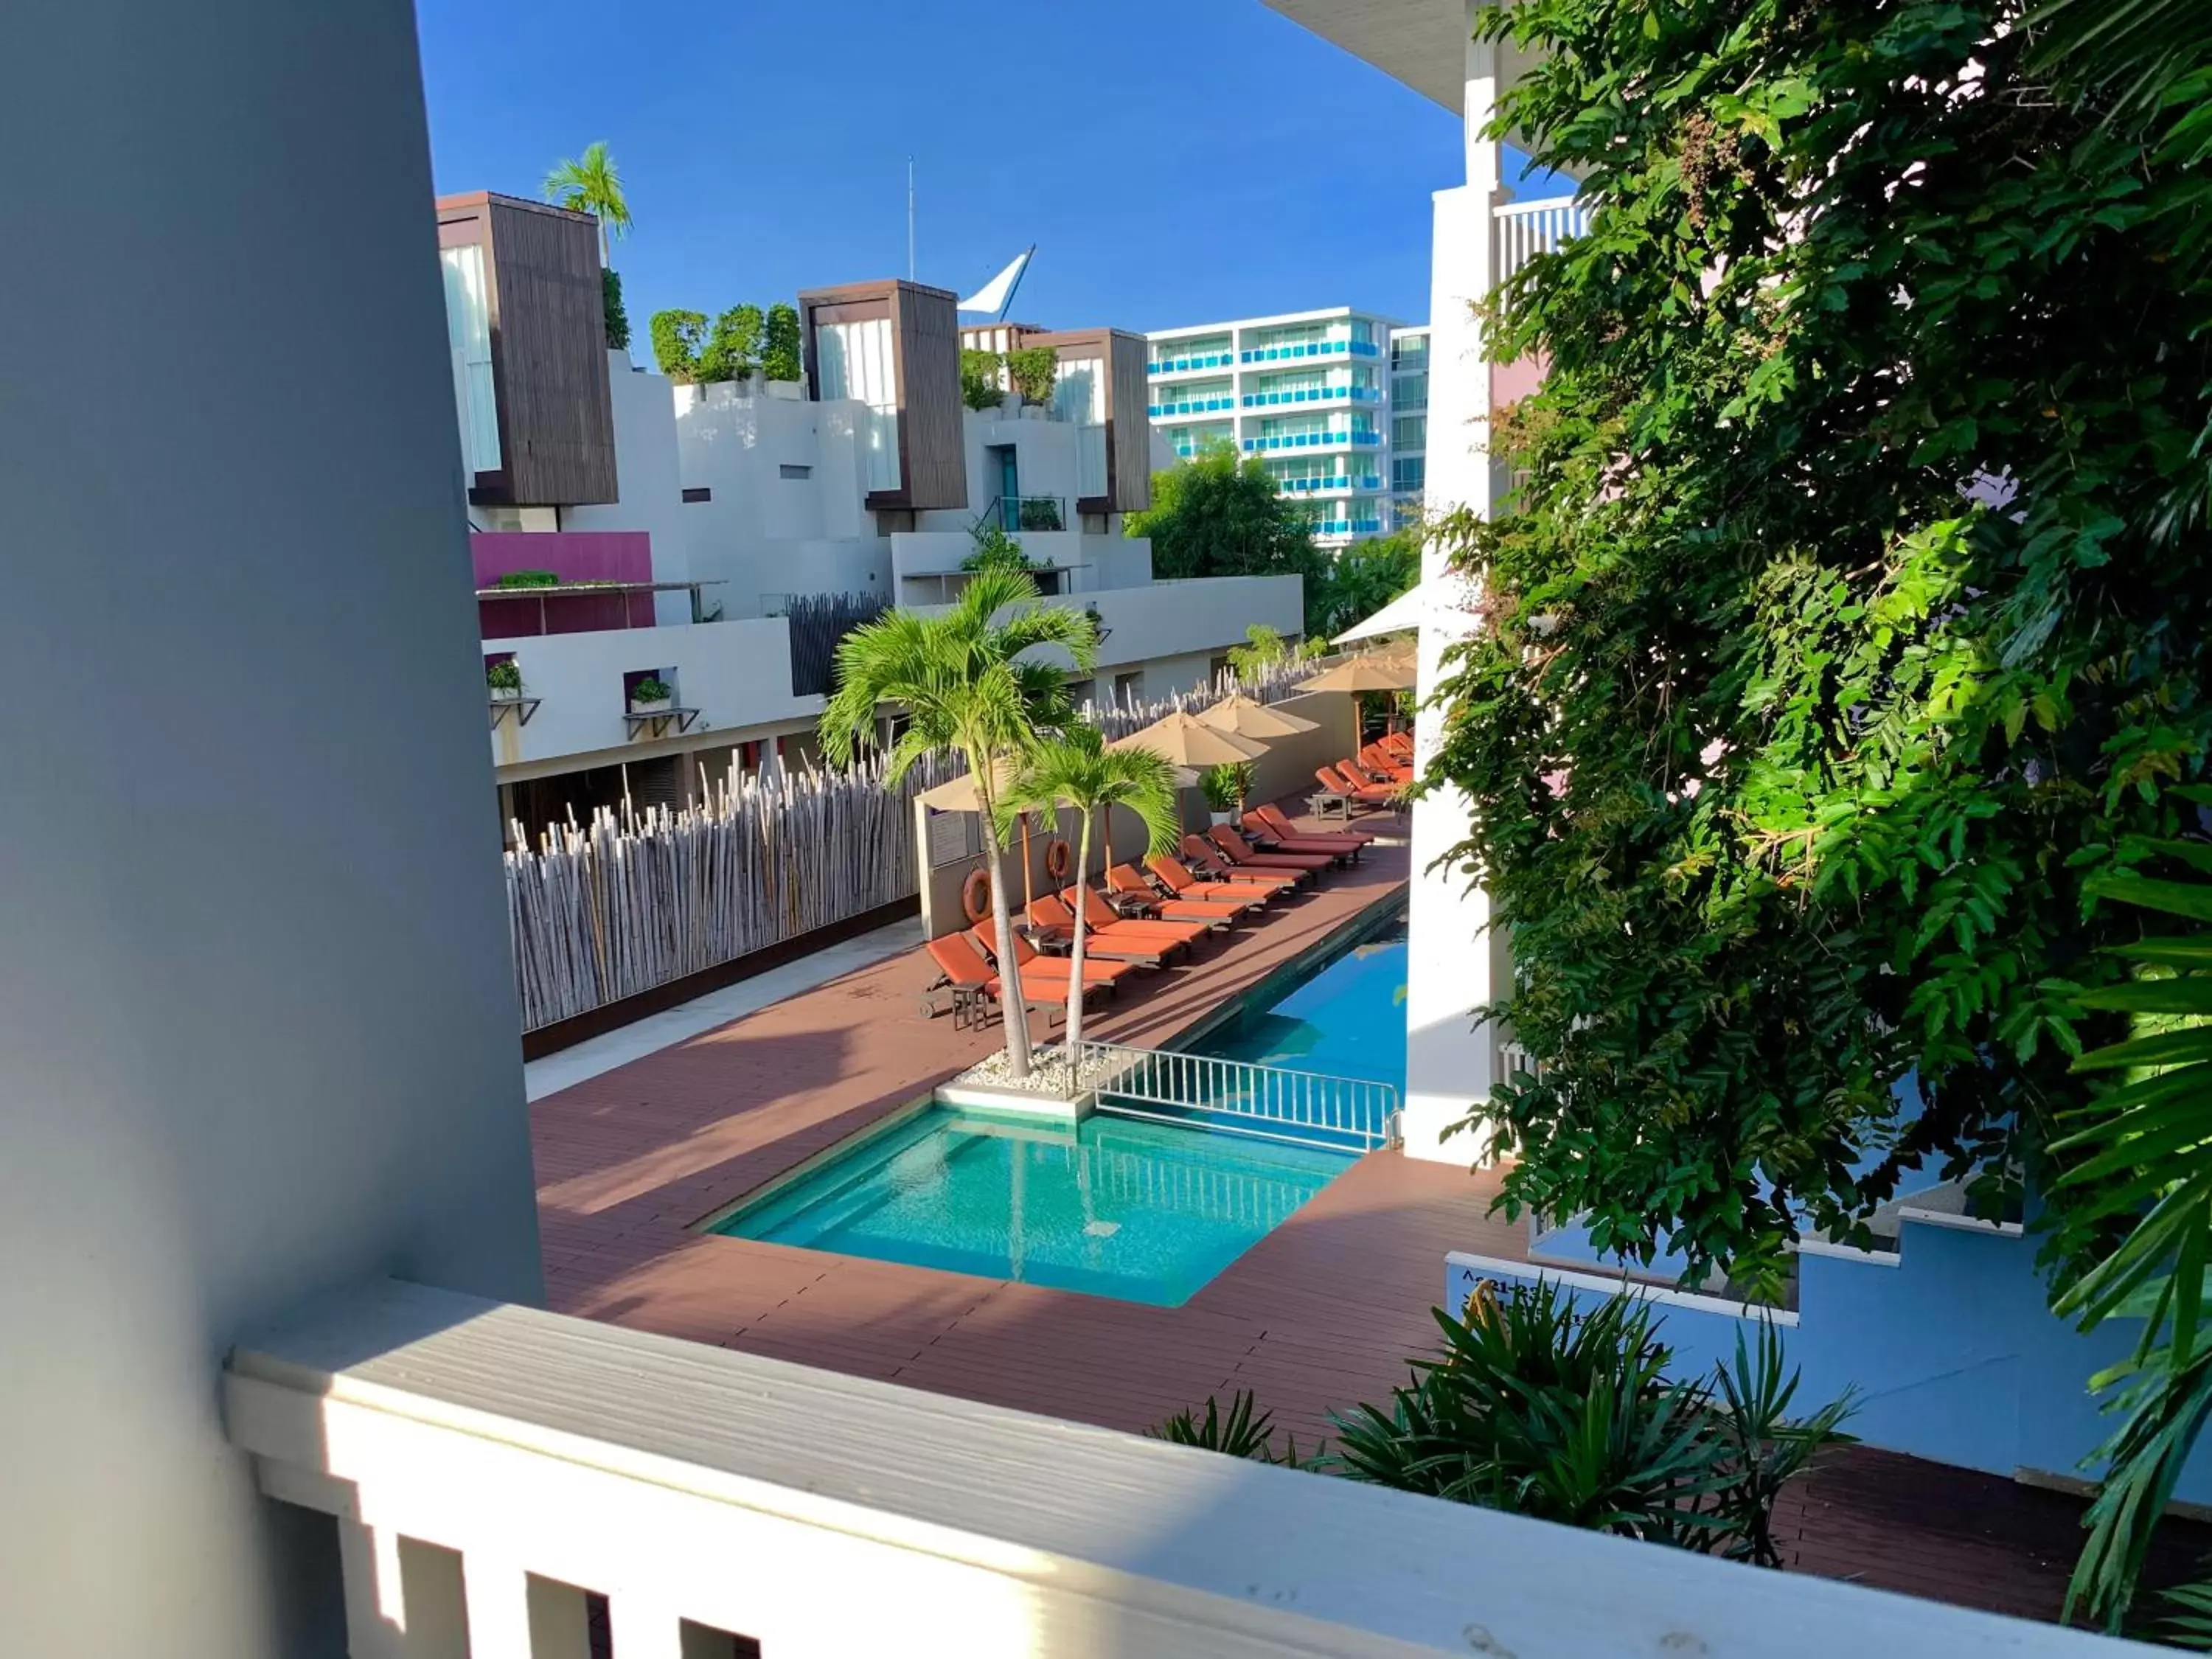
{"left": 906, "top": 158, "right": 915, "bottom": 281}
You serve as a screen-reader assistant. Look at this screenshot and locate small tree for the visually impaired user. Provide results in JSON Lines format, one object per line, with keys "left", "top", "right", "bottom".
{"left": 960, "top": 348, "right": 1006, "bottom": 411}
{"left": 698, "top": 303, "right": 764, "bottom": 385}
{"left": 1006, "top": 345, "right": 1058, "bottom": 406}
{"left": 1126, "top": 447, "right": 1330, "bottom": 633}
{"left": 1311, "top": 529, "right": 1421, "bottom": 639}
{"left": 962, "top": 523, "right": 1046, "bottom": 577}
{"left": 763, "top": 302, "right": 804, "bottom": 382}
{"left": 649, "top": 310, "right": 706, "bottom": 383}
{"left": 600, "top": 269, "right": 630, "bottom": 352}
{"left": 540, "top": 141, "right": 632, "bottom": 267}
{"left": 1001, "top": 726, "right": 1180, "bottom": 1062}
{"left": 819, "top": 572, "right": 1098, "bottom": 1079}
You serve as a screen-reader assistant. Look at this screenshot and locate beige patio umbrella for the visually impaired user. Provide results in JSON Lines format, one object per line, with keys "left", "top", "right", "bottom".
{"left": 917, "top": 757, "right": 1043, "bottom": 908}
{"left": 1295, "top": 650, "right": 1419, "bottom": 694}
{"left": 1198, "top": 692, "right": 1321, "bottom": 740}
{"left": 1109, "top": 709, "right": 1270, "bottom": 768}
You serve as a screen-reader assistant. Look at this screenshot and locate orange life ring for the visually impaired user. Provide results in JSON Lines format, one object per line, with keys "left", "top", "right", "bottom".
{"left": 1043, "top": 838, "right": 1073, "bottom": 881}
{"left": 961, "top": 867, "right": 992, "bottom": 923}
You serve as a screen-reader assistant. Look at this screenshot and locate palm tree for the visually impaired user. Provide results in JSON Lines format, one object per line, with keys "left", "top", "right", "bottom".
{"left": 541, "top": 141, "right": 633, "bottom": 267}
{"left": 1000, "top": 726, "right": 1182, "bottom": 1066}
{"left": 819, "top": 570, "right": 1097, "bottom": 1079}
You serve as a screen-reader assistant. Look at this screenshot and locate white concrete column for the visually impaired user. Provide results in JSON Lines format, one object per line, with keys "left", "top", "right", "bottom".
{"left": 608, "top": 1591, "right": 687, "bottom": 1659}
{"left": 1403, "top": 5, "right": 1514, "bottom": 1163}
{"left": 461, "top": 1554, "right": 535, "bottom": 1658}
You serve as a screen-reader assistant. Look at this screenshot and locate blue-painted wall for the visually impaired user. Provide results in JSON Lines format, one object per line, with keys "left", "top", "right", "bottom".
{"left": 1447, "top": 1217, "right": 2212, "bottom": 1504}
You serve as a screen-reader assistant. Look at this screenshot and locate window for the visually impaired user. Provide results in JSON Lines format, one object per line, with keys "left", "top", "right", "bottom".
{"left": 778, "top": 464, "right": 811, "bottom": 480}
{"left": 1393, "top": 414, "right": 1427, "bottom": 451}
{"left": 439, "top": 243, "right": 500, "bottom": 475}
{"left": 1054, "top": 358, "right": 1108, "bottom": 500}
{"left": 1393, "top": 456, "right": 1426, "bottom": 492}
{"left": 814, "top": 316, "right": 900, "bottom": 493}
{"left": 1391, "top": 333, "right": 1429, "bottom": 373}
{"left": 1392, "top": 371, "right": 1429, "bottom": 412}
{"left": 1113, "top": 669, "right": 1145, "bottom": 708}
{"left": 681, "top": 486, "right": 712, "bottom": 503}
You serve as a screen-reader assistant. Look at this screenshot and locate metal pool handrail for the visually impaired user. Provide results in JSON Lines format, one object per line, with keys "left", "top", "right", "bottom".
{"left": 1073, "top": 1041, "right": 1399, "bottom": 1153}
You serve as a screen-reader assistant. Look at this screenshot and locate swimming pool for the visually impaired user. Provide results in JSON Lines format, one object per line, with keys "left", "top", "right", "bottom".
{"left": 710, "top": 901, "right": 1408, "bottom": 1304}
{"left": 712, "top": 1105, "right": 1353, "bottom": 1306}
{"left": 1181, "top": 911, "right": 1408, "bottom": 1095}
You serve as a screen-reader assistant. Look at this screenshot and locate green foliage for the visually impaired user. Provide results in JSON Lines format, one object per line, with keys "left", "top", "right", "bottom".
{"left": 2044, "top": 842, "right": 2212, "bottom": 1627}
{"left": 630, "top": 676, "right": 671, "bottom": 705}
{"left": 1425, "top": 0, "right": 2212, "bottom": 1621}
{"left": 1225, "top": 623, "right": 1321, "bottom": 681}
{"left": 1125, "top": 448, "right": 1329, "bottom": 633}
{"left": 696, "top": 303, "right": 764, "bottom": 385}
{"left": 1164, "top": 1282, "right": 1851, "bottom": 1565}
{"left": 1330, "top": 1283, "right": 1851, "bottom": 1565}
{"left": 1006, "top": 345, "right": 1058, "bottom": 406}
{"left": 1310, "top": 530, "right": 1422, "bottom": 641}
{"left": 1018, "top": 498, "right": 1063, "bottom": 532}
{"left": 648, "top": 309, "right": 706, "bottom": 383}
{"left": 960, "top": 348, "right": 1006, "bottom": 411}
{"left": 540, "top": 141, "right": 632, "bottom": 264}
{"left": 762, "top": 302, "right": 803, "bottom": 383}
{"left": 493, "top": 569, "right": 559, "bottom": 588}
{"left": 962, "top": 524, "right": 1047, "bottom": 577}
{"left": 818, "top": 573, "right": 1099, "bottom": 1078}
{"left": 1431, "top": 0, "right": 2212, "bottom": 1298}
{"left": 600, "top": 268, "right": 630, "bottom": 352}
{"left": 1199, "top": 764, "right": 1252, "bottom": 813}
{"left": 484, "top": 658, "right": 523, "bottom": 692}
{"left": 1148, "top": 1391, "right": 1311, "bottom": 1466}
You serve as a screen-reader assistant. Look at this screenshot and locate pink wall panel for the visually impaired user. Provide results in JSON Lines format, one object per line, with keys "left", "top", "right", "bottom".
{"left": 472, "top": 531, "right": 655, "bottom": 638}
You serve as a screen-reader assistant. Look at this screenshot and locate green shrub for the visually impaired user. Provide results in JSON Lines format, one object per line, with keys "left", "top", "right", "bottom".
{"left": 1017, "top": 497, "right": 1063, "bottom": 532}
{"left": 630, "top": 675, "right": 672, "bottom": 705}
{"left": 600, "top": 269, "right": 630, "bottom": 351}
{"left": 1006, "top": 345, "right": 1057, "bottom": 406}
{"left": 648, "top": 309, "right": 706, "bottom": 382}
{"left": 698, "top": 303, "right": 764, "bottom": 384}
{"left": 485, "top": 658, "right": 524, "bottom": 692}
{"left": 961, "top": 524, "right": 1047, "bottom": 576}
{"left": 763, "top": 302, "right": 803, "bottom": 381}
{"left": 494, "top": 569, "right": 560, "bottom": 588}
{"left": 1200, "top": 764, "right": 1252, "bottom": 813}
{"left": 960, "top": 348, "right": 1006, "bottom": 411}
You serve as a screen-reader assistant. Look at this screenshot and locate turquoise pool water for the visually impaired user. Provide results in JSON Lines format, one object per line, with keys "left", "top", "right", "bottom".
{"left": 1185, "top": 915, "right": 1408, "bottom": 1094}
{"left": 715, "top": 1107, "right": 1352, "bottom": 1306}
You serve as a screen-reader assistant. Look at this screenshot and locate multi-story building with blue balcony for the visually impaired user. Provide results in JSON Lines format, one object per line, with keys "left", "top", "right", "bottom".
{"left": 1144, "top": 306, "right": 1418, "bottom": 546}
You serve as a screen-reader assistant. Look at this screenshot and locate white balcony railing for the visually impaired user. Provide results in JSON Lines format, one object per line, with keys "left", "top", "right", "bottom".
{"left": 1494, "top": 197, "right": 1593, "bottom": 288}
{"left": 228, "top": 1278, "right": 2129, "bottom": 1658}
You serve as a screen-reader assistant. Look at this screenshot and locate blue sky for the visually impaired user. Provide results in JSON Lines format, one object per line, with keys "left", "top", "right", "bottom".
{"left": 413, "top": 0, "right": 1543, "bottom": 335}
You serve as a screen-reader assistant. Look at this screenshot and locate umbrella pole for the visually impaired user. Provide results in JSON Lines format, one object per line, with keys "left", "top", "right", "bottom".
{"left": 1021, "top": 812, "right": 1034, "bottom": 908}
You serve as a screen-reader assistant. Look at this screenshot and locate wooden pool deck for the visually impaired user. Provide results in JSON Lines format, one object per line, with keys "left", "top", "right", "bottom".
{"left": 527, "top": 807, "right": 2171, "bottom": 1625}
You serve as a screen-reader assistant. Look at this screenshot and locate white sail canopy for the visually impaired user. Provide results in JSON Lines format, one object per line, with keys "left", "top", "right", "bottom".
{"left": 957, "top": 248, "right": 1034, "bottom": 316}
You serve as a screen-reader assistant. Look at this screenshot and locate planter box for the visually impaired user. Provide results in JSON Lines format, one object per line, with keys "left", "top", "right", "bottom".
{"left": 490, "top": 684, "right": 524, "bottom": 702}
{"left": 630, "top": 697, "right": 672, "bottom": 716}
{"left": 1209, "top": 810, "right": 1240, "bottom": 828}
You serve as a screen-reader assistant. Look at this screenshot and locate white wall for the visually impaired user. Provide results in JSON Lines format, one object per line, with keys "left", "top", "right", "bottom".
{"left": 1404, "top": 16, "right": 1509, "bottom": 1163}
{"left": 489, "top": 619, "right": 819, "bottom": 773}
{"left": 1088, "top": 576, "right": 1302, "bottom": 672}
{"left": 1, "top": 2, "right": 546, "bottom": 1654}
{"left": 674, "top": 382, "right": 891, "bottom": 619}
{"left": 566, "top": 353, "right": 695, "bottom": 625}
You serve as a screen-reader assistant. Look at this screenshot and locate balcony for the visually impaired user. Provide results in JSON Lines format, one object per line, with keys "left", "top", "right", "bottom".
{"left": 1243, "top": 429, "right": 1380, "bottom": 453}
{"left": 1147, "top": 394, "right": 1238, "bottom": 418}
{"left": 1495, "top": 196, "right": 1593, "bottom": 287}
{"left": 1239, "top": 386, "right": 1382, "bottom": 409}
{"left": 1273, "top": 475, "right": 1384, "bottom": 495}
{"left": 226, "top": 1276, "right": 2087, "bottom": 1659}
{"left": 1312, "top": 518, "right": 1385, "bottom": 537}
{"left": 1147, "top": 348, "right": 1235, "bottom": 376}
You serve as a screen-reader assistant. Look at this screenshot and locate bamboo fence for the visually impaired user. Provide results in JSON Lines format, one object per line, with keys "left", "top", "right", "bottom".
{"left": 501, "top": 660, "right": 1321, "bottom": 1032}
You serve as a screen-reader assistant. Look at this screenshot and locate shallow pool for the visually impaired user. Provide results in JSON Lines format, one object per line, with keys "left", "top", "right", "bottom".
{"left": 714, "top": 1106, "right": 1352, "bottom": 1306}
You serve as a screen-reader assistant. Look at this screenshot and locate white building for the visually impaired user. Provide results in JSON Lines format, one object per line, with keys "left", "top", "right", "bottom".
{"left": 435, "top": 249, "right": 1302, "bottom": 842}
{"left": 1144, "top": 305, "right": 1419, "bottom": 546}
{"left": 1388, "top": 324, "right": 1430, "bottom": 526}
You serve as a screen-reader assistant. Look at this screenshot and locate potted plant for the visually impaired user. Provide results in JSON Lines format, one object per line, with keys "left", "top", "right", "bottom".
{"left": 1201, "top": 763, "right": 1252, "bottom": 828}
{"left": 486, "top": 658, "right": 524, "bottom": 701}
{"left": 629, "top": 675, "right": 673, "bottom": 715}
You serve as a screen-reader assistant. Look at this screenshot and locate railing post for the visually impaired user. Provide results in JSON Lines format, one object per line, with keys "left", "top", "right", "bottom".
{"left": 608, "top": 1593, "right": 686, "bottom": 1659}
{"left": 461, "top": 1554, "right": 537, "bottom": 1658}
{"left": 336, "top": 1522, "right": 470, "bottom": 1659}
